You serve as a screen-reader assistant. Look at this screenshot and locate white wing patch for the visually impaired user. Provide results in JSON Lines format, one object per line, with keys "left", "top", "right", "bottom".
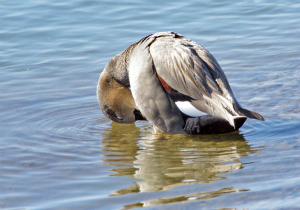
{"left": 175, "top": 101, "right": 206, "bottom": 117}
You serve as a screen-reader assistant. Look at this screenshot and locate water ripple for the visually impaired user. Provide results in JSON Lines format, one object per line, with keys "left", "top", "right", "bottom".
{"left": 2, "top": 0, "right": 300, "bottom": 209}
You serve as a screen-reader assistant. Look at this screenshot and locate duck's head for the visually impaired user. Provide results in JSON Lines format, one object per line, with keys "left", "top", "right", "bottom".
{"left": 97, "top": 69, "right": 145, "bottom": 123}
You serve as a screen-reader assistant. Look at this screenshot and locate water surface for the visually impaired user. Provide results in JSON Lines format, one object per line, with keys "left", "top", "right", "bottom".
{"left": 1, "top": 0, "right": 300, "bottom": 209}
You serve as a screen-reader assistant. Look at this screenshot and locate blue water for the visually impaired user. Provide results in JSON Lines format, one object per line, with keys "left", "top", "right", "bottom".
{"left": 1, "top": 0, "right": 300, "bottom": 209}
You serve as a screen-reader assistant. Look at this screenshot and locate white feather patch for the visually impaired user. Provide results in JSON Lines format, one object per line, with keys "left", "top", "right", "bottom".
{"left": 175, "top": 101, "right": 206, "bottom": 117}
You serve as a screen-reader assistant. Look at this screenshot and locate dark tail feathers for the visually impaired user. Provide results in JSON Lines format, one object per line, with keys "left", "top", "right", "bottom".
{"left": 239, "top": 108, "right": 265, "bottom": 121}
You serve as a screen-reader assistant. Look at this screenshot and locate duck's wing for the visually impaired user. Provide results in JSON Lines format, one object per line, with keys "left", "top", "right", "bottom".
{"left": 149, "top": 32, "right": 264, "bottom": 126}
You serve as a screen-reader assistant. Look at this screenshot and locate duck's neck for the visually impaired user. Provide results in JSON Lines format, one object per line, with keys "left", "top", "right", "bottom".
{"left": 105, "top": 42, "right": 138, "bottom": 88}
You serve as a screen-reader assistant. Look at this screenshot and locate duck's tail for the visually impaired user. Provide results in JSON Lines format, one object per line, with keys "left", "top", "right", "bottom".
{"left": 190, "top": 94, "right": 264, "bottom": 129}
{"left": 238, "top": 108, "right": 265, "bottom": 121}
{"left": 190, "top": 98, "right": 244, "bottom": 129}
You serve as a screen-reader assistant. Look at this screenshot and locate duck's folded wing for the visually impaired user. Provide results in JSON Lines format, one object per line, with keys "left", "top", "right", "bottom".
{"left": 149, "top": 34, "right": 264, "bottom": 124}
{"left": 150, "top": 35, "right": 224, "bottom": 99}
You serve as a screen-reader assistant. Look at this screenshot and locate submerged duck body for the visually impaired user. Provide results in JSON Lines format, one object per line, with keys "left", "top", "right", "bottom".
{"left": 97, "top": 32, "right": 264, "bottom": 134}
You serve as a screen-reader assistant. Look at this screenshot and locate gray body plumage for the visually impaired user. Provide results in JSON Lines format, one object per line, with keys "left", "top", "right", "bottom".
{"left": 97, "top": 32, "right": 264, "bottom": 134}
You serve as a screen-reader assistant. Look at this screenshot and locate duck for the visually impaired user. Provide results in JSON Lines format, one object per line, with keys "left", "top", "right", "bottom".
{"left": 97, "top": 32, "right": 264, "bottom": 134}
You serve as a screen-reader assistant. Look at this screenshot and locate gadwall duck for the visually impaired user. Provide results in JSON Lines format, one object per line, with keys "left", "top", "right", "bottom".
{"left": 97, "top": 32, "right": 264, "bottom": 134}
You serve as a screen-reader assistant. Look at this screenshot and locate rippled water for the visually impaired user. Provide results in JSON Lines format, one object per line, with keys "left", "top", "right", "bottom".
{"left": 1, "top": 0, "right": 300, "bottom": 209}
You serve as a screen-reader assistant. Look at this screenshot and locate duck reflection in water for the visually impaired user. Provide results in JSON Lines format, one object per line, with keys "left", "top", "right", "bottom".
{"left": 97, "top": 32, "right": 264, "bottom": 134}
{"left": 101, "top": 122, "right": 262, "bottom": 201}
